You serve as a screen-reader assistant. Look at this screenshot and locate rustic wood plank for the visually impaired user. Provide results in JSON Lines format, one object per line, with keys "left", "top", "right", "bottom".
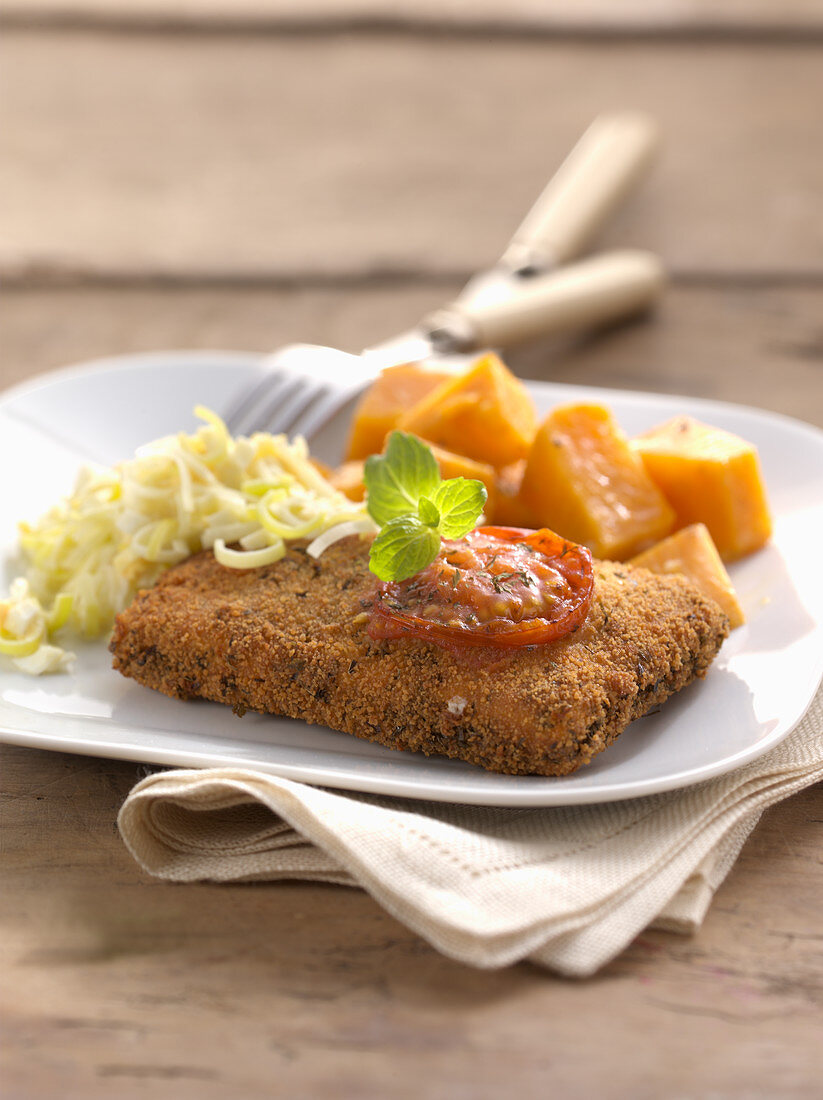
{"left": 5, "top": 0, "right": 823, "bottom": 35}
{"left": 2, "top": 32, "right": 822, "bottom": 281}
{"left": 2, "top": 285, "right": 821, "bottom": 425}
{"left": 1, "top": 743, "right": 821, "bottom": 1099}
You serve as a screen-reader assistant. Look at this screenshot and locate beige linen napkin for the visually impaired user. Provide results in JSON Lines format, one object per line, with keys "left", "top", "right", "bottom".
{"left": 118, "top": 685, "right": 822, "bottom": 978}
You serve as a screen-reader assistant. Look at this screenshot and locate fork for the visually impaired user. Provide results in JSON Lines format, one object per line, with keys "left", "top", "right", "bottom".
{"left": 224, "top": 112, "right": 662, "bottom": 442}
{"left": 223, "top": 248, "right": 665, "bottom": 442}
{"left": 224, "top": 343, "right": 376, "bottom": 441}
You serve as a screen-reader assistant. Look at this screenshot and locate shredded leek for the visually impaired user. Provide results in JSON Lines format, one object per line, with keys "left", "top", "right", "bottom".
{"left": 0, "top": 579, "right": 74, "bottom": 673}
{"left": 3, "top": 407, "right": 375, "bottom": 674}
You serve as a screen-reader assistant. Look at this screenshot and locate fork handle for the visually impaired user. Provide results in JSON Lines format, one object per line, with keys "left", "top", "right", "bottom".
{"left": 499, "top": 112, "right": 659, "bottom": 274}
{"left": 427, "top": 250, "right": 665, "bottom": 351}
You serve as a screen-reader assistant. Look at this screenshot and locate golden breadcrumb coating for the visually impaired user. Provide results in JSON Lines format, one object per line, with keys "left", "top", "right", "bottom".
{"left": 110, "top": 538, "right": 729, "bottom": 776}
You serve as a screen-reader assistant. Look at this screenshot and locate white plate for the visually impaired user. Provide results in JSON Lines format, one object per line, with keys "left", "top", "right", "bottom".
{"left": 1, "top": 352, "right": 822, "bottom": 806}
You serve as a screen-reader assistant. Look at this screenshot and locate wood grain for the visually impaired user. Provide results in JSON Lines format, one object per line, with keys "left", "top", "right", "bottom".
{"left": 1, "top": 744, "right": 821, "bottom": 1099}
{"left": 5, "top": 0, "right": 823, "bottom": 35}
{"left": 2, "top": 32, "right": 823, "bottom": 282}
{"left": 3, "top": 284, "right": 821, "bottom": 425}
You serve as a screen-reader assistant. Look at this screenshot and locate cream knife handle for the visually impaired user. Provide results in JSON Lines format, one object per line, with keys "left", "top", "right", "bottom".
{"left": 428, "top": 251, "right": 665, "bottom": 350}
{"left": 500, "top": 112, "right": 658, "bottom": 273}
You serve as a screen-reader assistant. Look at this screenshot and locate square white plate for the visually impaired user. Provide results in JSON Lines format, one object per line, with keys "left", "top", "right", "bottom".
{"left": 1, "top": 351, "right": 821, "bottom": 806}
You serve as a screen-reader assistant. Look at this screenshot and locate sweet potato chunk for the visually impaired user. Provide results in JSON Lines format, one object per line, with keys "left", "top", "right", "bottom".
{"left": 330, "top": 441, "right": 498, "bottom": 517}
{"left": 344, "top": 363, "right": 455, "bottom": 461}
{"left": 486, "top": 461, "right": 536, "bottom": 528}
{"left": 518, "top": 403, "right": 675, "bottom": 560}
{"left": 328, "top": 460, "right": 367, "bottom": 502}
{"left": 633, "top": 416, "right": 772, "bottom": 561}
{"left": 397, "top": 353, "right": 537, "bottom": 468}
{"left": 631, "top": 523, "right": 744, "bottom": 629}
{"left": 427, "top": 444, "right": 499, "bottom": 519}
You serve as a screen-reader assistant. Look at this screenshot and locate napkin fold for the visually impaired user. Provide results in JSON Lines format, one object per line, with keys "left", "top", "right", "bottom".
{"left": 118, "top": 685, "right": 822, "bottom": 978}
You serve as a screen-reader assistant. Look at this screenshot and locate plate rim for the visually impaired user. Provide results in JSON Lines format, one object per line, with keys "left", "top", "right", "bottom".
{"left": 4, "top": 348, "right": 823, "bottom": 446}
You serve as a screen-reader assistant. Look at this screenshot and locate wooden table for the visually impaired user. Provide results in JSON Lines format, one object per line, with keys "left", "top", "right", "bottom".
{"left": 2, "top": 5, "right": 822, "bottom": 1096}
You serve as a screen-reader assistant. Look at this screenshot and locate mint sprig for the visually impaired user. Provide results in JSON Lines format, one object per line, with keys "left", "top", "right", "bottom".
{"left": 366, "top": 516, "right": 442, "bottom": 582}
{"left": 364, "top": 432, "right": 487, "bottom": 582}
{"left": 364, "top": 430, "right": 441, "bottom": 526}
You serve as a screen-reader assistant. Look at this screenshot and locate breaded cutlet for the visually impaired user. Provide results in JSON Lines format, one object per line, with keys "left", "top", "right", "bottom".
{"left": 110, "top": 538, "right": 729, "bottom": 776}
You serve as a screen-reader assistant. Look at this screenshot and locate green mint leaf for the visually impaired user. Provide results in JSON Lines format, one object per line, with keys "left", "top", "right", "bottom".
{"left": 417, "top": 496, "right": 440, "bottom": 527}
{"left": 432, "top": 477, "right": 487, "bottom": 539}
{"left": 364, "top": 432, "right": 441, "bottom": 527}
{"left": 364, "top": 433, "right": 487, "bottom": 582}
{"left": 368, "top": 515, "right": 441, "bottom": 582}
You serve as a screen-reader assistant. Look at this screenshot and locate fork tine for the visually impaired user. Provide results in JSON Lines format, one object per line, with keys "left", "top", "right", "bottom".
{"left": 228, "top": 375, "right": 303, "bottom": 438}
{"left": 288, "top": 383, "right": 364, "bottom": 442}
{"left": 223, "top": 344, "right": 375, "bottom": 441}
{"left": 263, "top": 380, "right": 329, "bottom": 438}
{"left": 249, "top": 376, "right": 309, "bottom": 437}
{"left": 224, "top": 372, "right": 282, "bottom": 435}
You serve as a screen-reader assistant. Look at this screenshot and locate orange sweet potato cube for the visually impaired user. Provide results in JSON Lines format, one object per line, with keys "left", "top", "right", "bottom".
{"left": 518, "top": 403, "right": 675, "bottom": 560}
{"left": 344, "top": 363, "right": 455, "bottom": 461}
{"left": 396, "top": 353, "right": 537, "bottom": 469}
{"left": 632, "top": 416, "right": 772, "bottom": 561}
{"left": 328, "top": 460, "right": 367, "bottom": 502}
{"left": 630, "top": 523, "right": 745, "bottom": 629}
{"left": 330, "top": 442, "right": 498, "bottom": 517}
{"left": 487, "top": 461, "right": 537, "bottom": 528}
{"left": 427, "top": 443, "right": 498, "bottom": 520}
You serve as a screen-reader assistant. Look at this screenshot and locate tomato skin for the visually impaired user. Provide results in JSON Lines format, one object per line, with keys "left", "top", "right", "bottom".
{"left": 368, "top": 526, "right": 594, "bottom": 650}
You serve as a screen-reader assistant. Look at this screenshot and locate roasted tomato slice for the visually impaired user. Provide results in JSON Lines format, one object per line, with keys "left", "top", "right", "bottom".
{"left": 368, "top": 526, "right": 594, "bottom": 649}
